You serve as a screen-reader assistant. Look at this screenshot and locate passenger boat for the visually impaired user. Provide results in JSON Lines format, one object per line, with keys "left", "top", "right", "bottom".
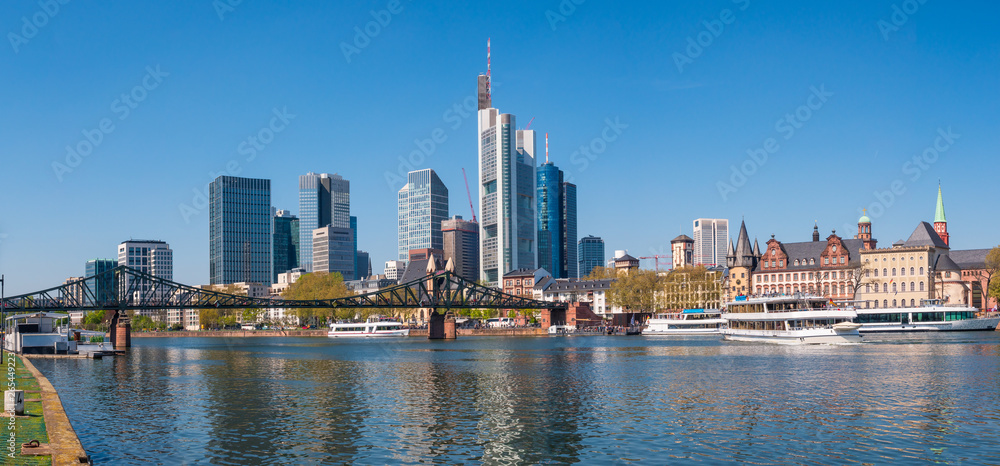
{"left": 721, "top": 294, "right": 861, "bottom": 345}
{"left": 547, "top": 325, "right": 575, "bottom": 335}
{"left": 327, "top": 318, "right": 410, "bottom": 337}
{"left": 853, "top": 299, "right": 1000, "bottom": 333}
{"left": 642, "top": 309, "right": 726, "bottom": 335}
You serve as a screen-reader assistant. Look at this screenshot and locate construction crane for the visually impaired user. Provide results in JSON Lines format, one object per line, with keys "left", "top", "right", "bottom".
{"left": 639, "top": 255, "right": 672, "bottom": 271}
{"left": 461, "top": 168, "right": 478, "bottom": 223}
{"left": 524, "top": 117, "right": 535, "bottom": 130}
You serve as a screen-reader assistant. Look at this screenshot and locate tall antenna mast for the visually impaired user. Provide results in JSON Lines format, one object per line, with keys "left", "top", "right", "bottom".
{"left": 486, "top": 38, "right": 491, "bottom": 102}
{"left": 545, "top": 133, "right": 549, "bottom": 163}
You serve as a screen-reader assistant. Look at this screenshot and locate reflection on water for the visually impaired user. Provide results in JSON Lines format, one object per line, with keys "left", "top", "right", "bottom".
{"left": 30, "top": 333, "right": 1000, "bottom": 464}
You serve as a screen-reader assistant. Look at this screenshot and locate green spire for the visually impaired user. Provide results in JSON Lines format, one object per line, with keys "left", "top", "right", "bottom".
{"left": 934, "top": 184, "right": 946, "bottom": 223}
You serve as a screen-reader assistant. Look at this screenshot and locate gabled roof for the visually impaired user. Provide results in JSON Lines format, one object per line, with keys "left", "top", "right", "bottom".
{"left": 950, "top": 249, "right": 989, "bottom": 269}
{"left": 615, "top": 254, "right": 638, "bottom": 263}
{"left": 671, "top": 234, "right": 694, "bottom": 243}
{"left": 753, "top": 238, "right": 865, "bottom": 272}
{"left": 904, "top": 222, "right": 949, "bottom": 249}
{"left": 934, "top": 254, "right": 961, "bottom": 271}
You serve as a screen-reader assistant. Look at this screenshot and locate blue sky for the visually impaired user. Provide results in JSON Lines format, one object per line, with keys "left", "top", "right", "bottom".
{"left": 1, "top": 0, "right": 998, "bottom": 294}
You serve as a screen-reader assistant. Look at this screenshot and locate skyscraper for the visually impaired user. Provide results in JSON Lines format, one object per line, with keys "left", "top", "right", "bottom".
{"left": 443, "top": 215, "right": 480, "bottom": 281}
{"left": 350, "top": 215, "right": 359, "bottom": 279}
{"left": 299, "top": 172, "right": 350, "bottom": 272}
{"left": 209, "top": 176, "right": 272, "bottom": 285}
{"left": 118, "top": 239, "right": 173, "bottom": 318}
{"left": 693, "top": 218, "right": 729, "bottom": 267}
{"left": 355, "top": 250, "right": 371, "bottom": 279}
{"left": 478, "top": 85, "right": 537, "bottom": 284}
{"left": 273, "top": 209, "right": 299, "bottom": 282}
{"left": 397, "top": 169, "right": 449, "bottom": 262}
{"left": 578, "top": 235, "right": 605, "bottom": 279}
{"left": 536, "top": 154, "right": 578, "bottom": 279}
{"left": 312, "top": 226, "right": 355, "bottom": 280}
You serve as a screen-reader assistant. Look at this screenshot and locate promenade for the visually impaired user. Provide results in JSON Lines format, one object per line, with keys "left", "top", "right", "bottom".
{"left": 6, "top": 354, "right": 90, "bottom": 465}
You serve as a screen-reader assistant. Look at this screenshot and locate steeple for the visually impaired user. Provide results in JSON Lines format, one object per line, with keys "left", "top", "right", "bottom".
{"left": 934, "top": 183, "right": 949, "bottom": 246}
{"left": 731, "top": 220, "right": 757, "bottom": 268}
{"left": 752, "top": 238, "right": 761, "bottom": 257}
{"left": 812, "top": 222, "right": 820, "bottom": 242}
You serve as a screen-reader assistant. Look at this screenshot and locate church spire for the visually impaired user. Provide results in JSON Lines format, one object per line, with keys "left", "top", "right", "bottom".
{"left": 934, "top": 183, "right": 949, "bottom": 246}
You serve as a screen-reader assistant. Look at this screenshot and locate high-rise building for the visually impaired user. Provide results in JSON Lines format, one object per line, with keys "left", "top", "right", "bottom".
{"left": 355, "top": 250, "right": 371, "bottom": 280}
{"left": 209, "top": 176, "right": 272, "bottom": 285}
{"left": 693, "top": 218, "right": 729, "bottom": 267}
{"left": 273, "top": 209, "right": 299, "bottom": 282}
{"left": 312, "top": 226, "right": 355, "bottom": 281}
{"left": 118, "top": 239, "right": 174, "bottom": 319}
{"left": 350, "top": 215, "right": 359, "bottom": 280}
{"left": 578, "top": 235, "right": 605, "bottom": 278}
{"left": 478, "top": 100, "right": 537, "bottom": 284}
{"left": 536, "top": 156, "right": 578, "bottom": 279}
{"left": 397, "top": 169, "right": 449, "bottom": 262}
{"left": 384, "top": 260, "right": 405, "bottom": 281}
{"left": 298, "top": 173, "right": 350, "bottom": 272}
{"left": 84, "top": 258, "right": 117, "bottom": 303}
{"left": 443, "top": 215, "right": 480, "bottom": 281}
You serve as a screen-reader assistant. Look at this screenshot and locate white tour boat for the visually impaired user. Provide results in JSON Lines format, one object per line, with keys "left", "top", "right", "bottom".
{"left": 547, "top": 325, "right": 575, "bottom": 335}
{"left": 853, "top": 299, "right": 1000, "bottom": 333}
{"left": 721, "top": 294, "right": 862, "bottom": 345}
{"left": 642, "top": 309, "right": 726, "bottom": 335}
{"left": 327, "top": 318, "right": 410, "bottom": 337}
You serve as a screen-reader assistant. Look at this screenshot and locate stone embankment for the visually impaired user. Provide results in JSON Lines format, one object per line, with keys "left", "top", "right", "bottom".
{"left": 9, "top": 355, "right": 90, "bottom": 464}
{"left": 131, "top": 328, "right": 549, "bottom": 338}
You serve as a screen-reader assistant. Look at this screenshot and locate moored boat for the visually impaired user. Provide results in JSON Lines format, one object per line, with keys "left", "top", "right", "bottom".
{"left": 853, "top": 299, "right": 1000, "bottom": 333}
{"left": 721, "top": 294, "right": 861, "bottom": 345}
{"left": 327, "top": 318, "right": 410, "bottom": 337}
{"left": 643, "top": 309, "right": 726, "bottom": 335}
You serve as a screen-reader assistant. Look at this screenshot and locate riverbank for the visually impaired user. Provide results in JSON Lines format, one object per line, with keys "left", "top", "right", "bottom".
{"left": 7, "top": 355, "right": 90, "bottom": 465}
{"left": 130, "top": 328, "right": 550, "bottom": 338}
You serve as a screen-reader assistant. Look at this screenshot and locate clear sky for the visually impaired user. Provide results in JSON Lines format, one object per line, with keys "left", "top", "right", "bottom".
{"left": 1, "top": 1, "right": 998, "bottom": 295}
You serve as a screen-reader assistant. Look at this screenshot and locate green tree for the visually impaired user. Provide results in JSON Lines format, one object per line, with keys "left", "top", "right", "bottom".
{"left": 199, "top": 284, "right": 245, "bottom": 330}
{"left": 608, "top": 269, "right": 663, "bottom": 314}
{"left": 583, "top": 266, "right": 617, "bottom": 280}
{"left": 282, "top": 272, "right": 355, "bottom": 323}
{"left": 978, "top": 246, "right": 1000, "bottom": 309}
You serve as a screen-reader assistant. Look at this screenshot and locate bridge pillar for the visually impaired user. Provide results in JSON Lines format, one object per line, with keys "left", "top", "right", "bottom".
{"left": 443, "top": 315, "right": 456, "bottom": 339}
{"left": 109, "top": 311, "right": 131, "bottom": 350}
{"left": 427, "top": 310, "right": 457, "bottom": 340}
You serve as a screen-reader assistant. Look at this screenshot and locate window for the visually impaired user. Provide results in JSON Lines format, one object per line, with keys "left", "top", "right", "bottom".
{"left": 865, "top": 284, "right": 871, "bottom": 293}
{"left": 771, "top": 261, "right": 776, "bottom": 268}
{"left": 893, "top": 299, "right": 898, "bottom": 307}
{"left": 892, "top": 283, "right": 897, "bottom": 293}
{"left": 883, "top": 299, "right": 888, "bottom": 308}
{"left": 793, "top": 273, "right": 798, "bottom": 280}
{"left": 920, "top": 281, "right": 925, "bottom": 291}
{"left": 910, "top": 299, "right": 915, "bottom": 306}
{"left": 883, "top": 268, "right": 888, "bottom": 276}
{"left": 892, "top": 268, "right": 897, "bottom": 276}
{"left": 883, "top": 283, "right": 888, "bottom": 293}
{"left": 794, "top": 260, "right": 799, "bottom": 266}
{"left": 910, "top": 282, "right": 915, "bottom": 292}
{"left": 900, "top": 267, "right": 906, "bottom": 276}
{"left": 809, "top": 272, "right": 814, "bottom": 280}
{"left": 874, "top": 300, "right": 879, "bottom": 309}
{"left": 919, "top": 267, "right": 924, "bottom": 275}
{"left": 840, "top": 257, "right": 845, "bottom": 264}
{"left": 779, "top": 260, "right": 784, "bottom": 267}
{"left": 810, "top": 259, "right": 815, "bottom": 265}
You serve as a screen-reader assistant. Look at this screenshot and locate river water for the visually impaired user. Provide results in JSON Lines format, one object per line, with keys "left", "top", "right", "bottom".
{"left": 30, "top": 333, "right": 1000, "bottom": 464}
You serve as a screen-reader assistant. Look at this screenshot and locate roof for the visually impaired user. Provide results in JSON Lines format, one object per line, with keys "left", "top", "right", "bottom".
{"left": 5, "top": 312, "right": 70, "bottom": 321}
{"left": 614, "top": 254, "right": 638, "bottom": 263}
{"left": 950, "top": 249, "right": 990, "bottom": 269}
{"left": 534, "top": 275, "right": 556, "bottom": 290}
{"left": 904, "top": 222, "right": 949, "bottom": 249}
{"left": 502, "top": 268, "right": 543, "bottom": 279}
{"left": 934, "top": 254, "right": 961, "bottom": 271}
{"left": 671, "top": 234, "right": 693, "bottom": 243}
{"left": 935, "top": 185, "right": 947, "bottom": 223}
{"left": 545, "top": 279, "right": 614, "bottom": 293}
{"left": 753, "top": 238, "right": 865, "bottom": 272}
{"left": 859, "top": 208, "right": 871, "bottom": 224}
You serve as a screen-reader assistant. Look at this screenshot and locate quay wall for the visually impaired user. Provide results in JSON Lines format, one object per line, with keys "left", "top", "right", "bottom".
{"left": 130, "top": 328, "right": 549, "bottom": 338}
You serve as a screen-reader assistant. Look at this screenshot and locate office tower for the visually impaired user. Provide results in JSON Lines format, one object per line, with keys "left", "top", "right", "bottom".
{"left": 443, "top": 215, "right": 480, "bottom": 281}
{"left": 578, "top": 235, "right": 605, "bottom": 278}
{"left": 355, "top": 250, "right": 371, "bottom": 280}
{"left": 397, "top": 169, "right": 449, "bottom": 262}
{"left": 478, "top": 107, "right": 537, "bottom": 284}
{"left": 692, "top": 218, "right": 729, "bottom": 266}
{"left": 298, "top": 172, "right": 350, "bottom": 272}
{"left": 536, "top": 147, "right": 578, "bottom": 279}
{"left": 273, "top": 209, "right": 299, "bottom": 282}
{"left": 561, "top": 181, "right": 578, "bottom": 279}
{"left": 209, "top": 176, "right": 272, "bottom": 285}
{"left": 312, "top": 226, "right": 355, "bottom": 281}
{"left": 350, "top": 215, "right": 359, "bottom": 279}
{"left": 84, "top": 258, "right": 117, "bottom": 303}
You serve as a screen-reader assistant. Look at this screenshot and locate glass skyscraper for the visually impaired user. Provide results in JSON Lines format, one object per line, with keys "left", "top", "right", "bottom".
{"left": 536, "top": 161, "right": 577, "bottom": 279}
{"left": 397, "top": 169, "right": 449, "bottom": 262}
{"left": 298, "top": 172, "right": 350, "bottom": 272}
{"left": 84, "top": 258, "right": 117, "bottom": 304}
{"left": 578, "top": 235, "right": 605, "bottom": 279}
{"left": 273, "top": 209, "right": 299, "bottom": 282}
{"left": 209, "top": 176, "right": 272, "bottom": 285}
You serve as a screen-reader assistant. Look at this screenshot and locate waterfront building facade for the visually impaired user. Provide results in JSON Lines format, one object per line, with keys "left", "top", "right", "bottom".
{"left": 671, "top": 235, "right": 695, "bottom": 269}
{"left": 578, "top": 236, "right": 605, "bottom": 278}
{"left": 442, "top": 215, "right": 480, "bottom": 281}
{"left": 693, "top": 218, "right": 729, "bottom": 267}
{"left": 398, "top": 169, "right": 449, "bottom": 262}
{"left": 502, "top": 268, "right": 551, "bottom": 298}
{"left": 750, "top": 225, "right": 866, "bottom": 301}
{"left": 725, "top": 220, "right": 760, "bottom": 299}
{"left": 272, "top": 209, "right": 299, "bottom": 283}
{"left": 384, "top": 260, "right": 405, "bottom": 281}
{"left": 209, "top": 176, "right": 272, "bottom": 285}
